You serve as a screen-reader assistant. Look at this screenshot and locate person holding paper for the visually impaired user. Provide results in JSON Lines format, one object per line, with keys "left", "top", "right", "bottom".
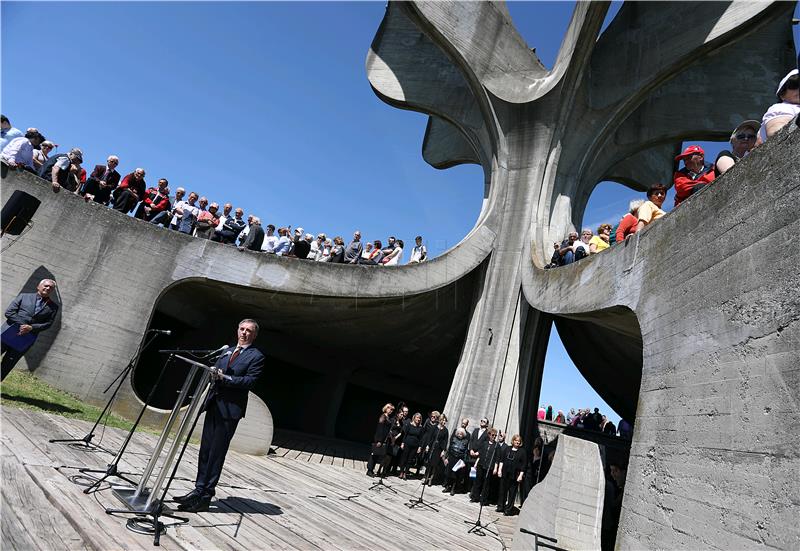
{"left": 2, "top": 279, "right": 59, "bottom": 380}
{"left": 442, "top": 427, "right": 470, "bottom": 496}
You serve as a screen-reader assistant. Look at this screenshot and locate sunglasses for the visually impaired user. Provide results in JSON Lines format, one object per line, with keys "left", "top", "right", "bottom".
{"left": 735, "top": 133, "right": 756, "bottom": 140}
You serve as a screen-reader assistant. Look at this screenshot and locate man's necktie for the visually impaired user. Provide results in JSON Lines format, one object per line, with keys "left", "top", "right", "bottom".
{"left": 228, "top": 347, "right": 241, "bottom": 367}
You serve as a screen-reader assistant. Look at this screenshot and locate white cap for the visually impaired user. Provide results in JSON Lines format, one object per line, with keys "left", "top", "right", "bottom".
{"left": 776, "top": 68, "right": 798, "bottom": 100}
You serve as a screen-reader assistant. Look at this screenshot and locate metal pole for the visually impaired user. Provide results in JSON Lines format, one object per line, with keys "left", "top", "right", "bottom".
{"left": 133, "top": 362, "right": 199, "bottom": 499}
{"left": 144, "top": 370, "right": 210, "bottom": 510}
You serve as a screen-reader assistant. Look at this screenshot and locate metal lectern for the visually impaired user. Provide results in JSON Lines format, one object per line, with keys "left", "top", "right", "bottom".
{"left": 106, "top": 354, "right": 216, "bottom": 545}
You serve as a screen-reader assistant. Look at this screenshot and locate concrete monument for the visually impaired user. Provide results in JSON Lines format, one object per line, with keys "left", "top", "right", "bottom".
{"left": 1, "top": 2, "right": 798, "bottom": 548}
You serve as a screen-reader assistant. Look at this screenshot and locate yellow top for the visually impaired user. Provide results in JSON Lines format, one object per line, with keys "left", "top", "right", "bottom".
{"left": 637, "top": 200, "right": 665, "bottom": 226}
{"left": 589, "top": 235, "right": 609, "bottom": 253}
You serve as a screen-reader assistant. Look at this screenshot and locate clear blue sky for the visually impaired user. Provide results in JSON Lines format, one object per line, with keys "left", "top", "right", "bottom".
{"left": 3, "top": 2, "right": 797, "bottom": 426}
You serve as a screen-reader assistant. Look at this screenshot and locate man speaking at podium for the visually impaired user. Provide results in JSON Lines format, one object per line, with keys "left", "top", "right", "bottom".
{"left": 174, "top": 318, "right": 264, "bottom": 513}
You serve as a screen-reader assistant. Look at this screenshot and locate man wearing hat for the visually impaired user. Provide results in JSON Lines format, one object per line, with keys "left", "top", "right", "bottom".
{"left": 714, "top": 120, "right": 760, "bottom": 176}
{"left": 759, "top": 68, "right": 799, "bottom": 142}
{"left": 673, "top": 144, "right": 715, "bottom": 207}
{"left": 42, "top": 147, "right": 83, "bottom": 193}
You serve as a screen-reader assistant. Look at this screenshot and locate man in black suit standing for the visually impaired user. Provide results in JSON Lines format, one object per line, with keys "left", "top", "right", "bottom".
{"left": 175, "top": 318, "right": 264, "bottom": 512}
{"left": 2, "top": 279, "right": 59, "bottom": 380}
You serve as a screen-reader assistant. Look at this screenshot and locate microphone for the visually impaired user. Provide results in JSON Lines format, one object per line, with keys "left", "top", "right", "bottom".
{"left": 149, "top": 329, "right": 172, "bottom": 335}
{"left": 204, "top": 344, "right": 230, "bottom": 358}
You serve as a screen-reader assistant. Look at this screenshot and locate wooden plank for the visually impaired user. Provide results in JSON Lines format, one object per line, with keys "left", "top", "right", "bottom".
{"left": 1, "top": 409, "right": 507, "bottom": 551}
{"left": 1, "top": 457, "right": 89, "bottom": 550}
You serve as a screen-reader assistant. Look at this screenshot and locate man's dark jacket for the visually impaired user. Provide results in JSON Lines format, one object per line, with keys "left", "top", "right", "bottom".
{"left": 203, "top": 346, "right": 264, "bottom": 420}
{"left": 4, "top": 293, "right": 58, "bottom": 333}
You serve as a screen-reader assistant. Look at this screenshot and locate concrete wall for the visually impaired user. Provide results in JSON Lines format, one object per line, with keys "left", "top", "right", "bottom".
{"left": 515, "top": 435, "right": 606, "bottom": 551}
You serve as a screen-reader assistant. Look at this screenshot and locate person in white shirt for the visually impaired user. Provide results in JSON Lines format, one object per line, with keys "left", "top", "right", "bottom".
{"left": 574, "top": 229, "right": 592, "bottom": 259}
{"left": 309, "top": 233, "right": 325, "bottom": 260}
{"left": 1, "top": 129, "right": 43, "bottom": 171}
{"left": 215, "top": 203, "right": 233, "bottom": 232}
{"left": 381, "top": 239, "right": 404, "bottom": 266}
{"left": 261, "top": 224, "right": 278, "bottom": 253}
{"left": 759, "top": 69, "right": 799, "bottom": 143}
{"left": 408, "top": 235, "right": 427, "bottom": 263}
{"left": 317, "top": 239, "right": 332, "bottom": 261}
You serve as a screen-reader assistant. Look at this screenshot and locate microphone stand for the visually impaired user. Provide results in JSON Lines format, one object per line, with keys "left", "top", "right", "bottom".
{"left": 77, "top": 352, "right": 176, "bottom": 494}
{"left": 369, "top": 432, "right": 397, "bottom": 494}
{"left": 406, "top": 445, "right": 438, "bottom": 511}
{"left": 49, "top": 330, "right": 162, "bottom": 452}
{"left": 465, "top": 440, "right": 499, "bottom": 537}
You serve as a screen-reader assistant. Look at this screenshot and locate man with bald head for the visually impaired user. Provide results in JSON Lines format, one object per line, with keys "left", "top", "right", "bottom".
{"left": 2, "top": 279, "right": 59, "bottom": 380}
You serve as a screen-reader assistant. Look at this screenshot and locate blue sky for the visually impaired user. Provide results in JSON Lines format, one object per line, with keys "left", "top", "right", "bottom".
{"left": 3, "top": 2, "right": 798, "bottom": 426}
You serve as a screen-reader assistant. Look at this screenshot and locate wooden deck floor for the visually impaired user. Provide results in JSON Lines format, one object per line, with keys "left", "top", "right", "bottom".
{"left": 1, "top": 407, "right": 516, "bottom": 550}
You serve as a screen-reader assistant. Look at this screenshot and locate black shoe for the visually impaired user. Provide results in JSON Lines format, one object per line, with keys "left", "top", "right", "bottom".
{"left": 173, "top": 490, "right": 200, "bottom": 504}
{"left": 178, "top": 496, "right": 211, "bottom": 513}
{"left": 366, "top": 471, "right": 375, "bottom": 478}
{"left": 495, "top": 507, "right": 504, "bottom": 513}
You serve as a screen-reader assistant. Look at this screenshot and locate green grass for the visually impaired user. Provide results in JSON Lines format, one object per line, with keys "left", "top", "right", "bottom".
{"left": 1, "top": 370, "right": 134, "bottom": 431}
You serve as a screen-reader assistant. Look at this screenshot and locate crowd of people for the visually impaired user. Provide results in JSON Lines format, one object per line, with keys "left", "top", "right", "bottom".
{"left": 536, "top": 404, "right": 633, "bottom": 439}
{"left": 546, "top": 68, "right": 799, "bottom": 269}
{"left": 0, "top": 115, "right": 430, "bottom": 264}
{"left": 366, "top": 402, "right": 631, "bottom": 518}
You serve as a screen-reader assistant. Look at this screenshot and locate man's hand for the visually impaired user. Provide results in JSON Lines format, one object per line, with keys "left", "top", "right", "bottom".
{"left": 210, "top": 367, "right": 225, "bottom": 381}
{"left": 517, "top": 473, "right": 524, "bottom": 483}
{"left": 18, "top": 324, "right": 33, "bottom": 335}
{"left": 51, "top": 182, "right": 61, "bottom": 193}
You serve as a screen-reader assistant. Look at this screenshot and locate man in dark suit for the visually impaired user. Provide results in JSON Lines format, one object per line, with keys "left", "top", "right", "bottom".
{"left": 82, "top": 156, "right": 121, "bottom": 205}
{"left": 175, "top": 318, "right": 264, "bottom": 512}
{"left": 239, "top": 217, "right": 265, "bottom": 252}
{"left": 2, "top": 279, "right": 59, "bottom": 380}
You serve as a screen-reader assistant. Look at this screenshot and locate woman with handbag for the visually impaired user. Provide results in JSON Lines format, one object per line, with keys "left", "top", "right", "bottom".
{"left": 367, "top": 403, "right": 394, "bottom": 477}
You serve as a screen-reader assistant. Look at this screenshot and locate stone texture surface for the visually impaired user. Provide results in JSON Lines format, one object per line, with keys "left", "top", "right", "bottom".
{"left": 515, "top": 434, "right": 605, "bottom": 550}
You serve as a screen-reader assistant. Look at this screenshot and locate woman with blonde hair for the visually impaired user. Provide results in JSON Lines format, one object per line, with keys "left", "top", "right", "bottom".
{"left": 496, "top": 434, "right": 527, "bottom": 515}
{"left": 590, "top": 224, "right": 612, "bottom": 253}
{"left": 366, "top": 403, "right": 394, "bottom": 477}
{"left": 399, "top": 412, "right": 425, "bottom": 479}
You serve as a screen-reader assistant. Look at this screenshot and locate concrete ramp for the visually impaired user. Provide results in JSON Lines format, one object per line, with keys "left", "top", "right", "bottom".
{"left": 515, "top": 435, "right": 605, "bottom": 551}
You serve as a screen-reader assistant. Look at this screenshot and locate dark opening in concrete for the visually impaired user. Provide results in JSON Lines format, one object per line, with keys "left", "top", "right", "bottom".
{"left": 133, "top": 267, "right": 482, "bottom": 442}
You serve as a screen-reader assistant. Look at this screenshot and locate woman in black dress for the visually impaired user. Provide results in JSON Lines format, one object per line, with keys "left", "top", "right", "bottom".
{"left": 367, "top": 403, "right": 394, "bottom": 477}
{"left": 423, "top": 414, "right": 448, "bottom": 486}
{"left": 383, "top": 407, "right": 406, "bottom": 476}
{"left": 496, "top": 434, "right": 527, "bottom": 515}
{"left": 399, "top": 413, "right": 424, "bottom": 479}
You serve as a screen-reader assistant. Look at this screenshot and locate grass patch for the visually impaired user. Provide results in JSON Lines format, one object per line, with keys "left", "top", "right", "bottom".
{"left": 1, "top": 370, "right": 134, "bottom": 431}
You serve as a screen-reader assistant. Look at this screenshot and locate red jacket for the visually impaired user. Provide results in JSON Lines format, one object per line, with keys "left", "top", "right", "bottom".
{"left": 143, "top": 187, "right": 170, "bottom": 214}
{"left": 673, "top": 166, "right": 715, "bottom": 207}
{"left": 616, "top": 213, "right": 638, "bottom": 242}
{"left": 119, "top": 172, "right": 146, "bottom": 199}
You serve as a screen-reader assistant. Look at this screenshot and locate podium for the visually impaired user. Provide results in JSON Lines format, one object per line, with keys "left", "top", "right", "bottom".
{"left": 106, "top": 354, "right": 217, "bottom": 545}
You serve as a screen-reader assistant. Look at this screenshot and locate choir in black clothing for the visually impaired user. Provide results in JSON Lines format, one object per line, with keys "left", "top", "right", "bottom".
{"left": 365, "top": 403, "right": 552, "bottom": 516}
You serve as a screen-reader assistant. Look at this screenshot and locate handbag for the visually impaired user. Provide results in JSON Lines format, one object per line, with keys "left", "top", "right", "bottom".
{"left": 371, "top": 442, "right": 387, "bottom": 456}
